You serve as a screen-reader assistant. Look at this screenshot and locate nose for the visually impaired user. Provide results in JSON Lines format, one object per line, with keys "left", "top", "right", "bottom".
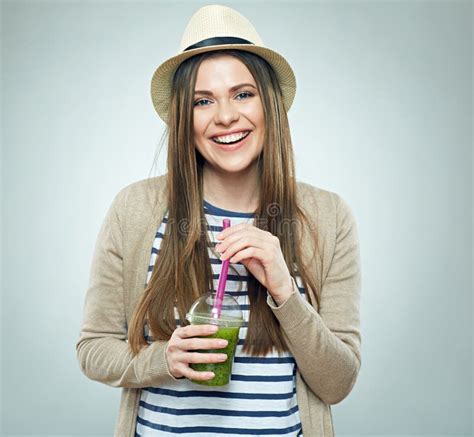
{"left": 213, "top": 100, "right": 239, "bottom": 126}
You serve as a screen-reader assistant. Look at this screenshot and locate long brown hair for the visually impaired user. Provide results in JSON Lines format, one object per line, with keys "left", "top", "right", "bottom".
{"left": 129, "top": 49, "right": 321, "bottom": 356}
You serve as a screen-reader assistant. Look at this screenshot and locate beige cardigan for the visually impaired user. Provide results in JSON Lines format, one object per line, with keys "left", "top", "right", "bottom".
{"left": 76, "top": 174, "right": 362, "bottom": 436}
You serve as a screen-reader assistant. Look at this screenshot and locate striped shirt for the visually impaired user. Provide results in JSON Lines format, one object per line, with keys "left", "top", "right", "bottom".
{"left": 135, "top": 200, "right": 306, "bottom": 436}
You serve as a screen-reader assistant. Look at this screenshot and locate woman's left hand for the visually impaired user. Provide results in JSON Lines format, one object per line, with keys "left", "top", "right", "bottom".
{"left": 216, "top": 223, "right": 293, "bottom": 305}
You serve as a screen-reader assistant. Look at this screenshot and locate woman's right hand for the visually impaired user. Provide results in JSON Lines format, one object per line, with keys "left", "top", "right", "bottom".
{"left": 165, "top": 324, "right": 228, "bottom": 381}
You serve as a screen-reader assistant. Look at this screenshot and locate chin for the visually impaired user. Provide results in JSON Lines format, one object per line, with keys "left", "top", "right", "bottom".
{"left": 214, "top": 160, "right": 257, "bottom": 174}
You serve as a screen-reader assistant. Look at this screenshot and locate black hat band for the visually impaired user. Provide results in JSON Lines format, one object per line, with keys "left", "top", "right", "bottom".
{"left": 184, "top": 36, "right": 254, "bottom": 51}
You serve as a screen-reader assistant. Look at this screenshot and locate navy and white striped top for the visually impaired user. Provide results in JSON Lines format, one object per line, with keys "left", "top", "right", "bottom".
{"left": 135, "top": 200, "right": 306, "bottom": 436}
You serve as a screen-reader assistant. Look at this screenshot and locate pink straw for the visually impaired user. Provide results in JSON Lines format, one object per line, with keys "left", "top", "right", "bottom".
{"left": 212, "top": 218, "right": 231, "bottom": 319}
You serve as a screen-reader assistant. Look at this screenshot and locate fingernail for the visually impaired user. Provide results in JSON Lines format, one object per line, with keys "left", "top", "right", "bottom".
{"left": 219, "top": 354, "right": 228, "bottom": 361}
{"left": 218, "top": 340, "right": 228, "bottom": 347}
{"left": 208, "top": 325, "right": 218, "bottom": 333}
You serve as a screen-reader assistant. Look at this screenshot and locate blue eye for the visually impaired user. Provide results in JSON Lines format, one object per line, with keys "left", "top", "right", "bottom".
{"left": 193, "top": 91, "right": 254, "bottom": 107}
{"left": 194, "top": 99, "right": 211, "bottom": 107}
{"left": 236, "top": 91, "right": 253, "bottom": 99}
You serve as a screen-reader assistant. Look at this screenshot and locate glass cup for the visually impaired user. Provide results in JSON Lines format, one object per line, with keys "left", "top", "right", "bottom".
{"left": 186, "top": 292, "right": 243, "bottom": 386}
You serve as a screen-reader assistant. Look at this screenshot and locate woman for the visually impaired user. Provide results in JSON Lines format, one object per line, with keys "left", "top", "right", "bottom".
{"left": 76, "top": 5, "right": 362, "bottom": 436}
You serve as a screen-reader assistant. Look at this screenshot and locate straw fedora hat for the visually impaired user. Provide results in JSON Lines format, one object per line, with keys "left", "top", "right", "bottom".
{"left": 150, "top": 4, "right": 297, "bottom": 124}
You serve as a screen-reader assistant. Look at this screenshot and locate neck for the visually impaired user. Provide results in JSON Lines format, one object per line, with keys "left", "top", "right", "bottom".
{"left": 202, "top": 165, "right": 260, "bottom": 213}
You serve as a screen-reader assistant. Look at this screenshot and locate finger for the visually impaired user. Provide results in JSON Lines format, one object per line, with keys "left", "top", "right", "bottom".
{"left": 182, "top": 351, "right": 228, "bottom": 364}
{"left": 217, "top": 227, "right": 277, "bottom": 253}
{"left": 218, "top": 224, "right": 272, "bottom": 242}
{"left": 176, "top": 324, "right": 218, "bottom": 339}
{"left": 170, "top": 363, "right": 215, "bottom": 381}
{"left": 182, "top": 367, "right": 216, "bottom": 381}
{"left": 180, "top": 337, "right": 229, "bottom": 351}
{"left": 219, "top": 236, "right": 269, "bottom": 261}
{"left": 227, "top": 246, "right": 269, "bottom": 264}
{"left": 216, "top": 223, "right": 256, "bottom": 240}
{"left": 217, "top": 232, "right": 267, "bottom": 253}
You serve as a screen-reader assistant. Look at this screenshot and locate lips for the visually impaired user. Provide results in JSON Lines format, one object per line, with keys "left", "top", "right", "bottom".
{"left": 211, "top": 131, "right": 252, "bottom": 151}
{"left": 211, "top": 130, "right": 251, "bottom": 144}
{"left": 210, "top": 130, "right": 251, "bottom": 141}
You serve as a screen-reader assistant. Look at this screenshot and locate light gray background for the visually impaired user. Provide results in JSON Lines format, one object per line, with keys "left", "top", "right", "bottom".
{"left": 1, "top": 0, "right": 472, "bottom": 436}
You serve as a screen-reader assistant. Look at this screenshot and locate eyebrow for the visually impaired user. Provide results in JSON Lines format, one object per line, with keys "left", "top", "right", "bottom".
{"left": 194, "top": 83, "right": 257, "bottom": 96}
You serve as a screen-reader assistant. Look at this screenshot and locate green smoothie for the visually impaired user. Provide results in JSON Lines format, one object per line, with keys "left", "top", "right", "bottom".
{"left": 190, "top": 325, "right": 240, "bottom": 386}
{"left": 186, "top": 293, "right": 244, "bottom": 387}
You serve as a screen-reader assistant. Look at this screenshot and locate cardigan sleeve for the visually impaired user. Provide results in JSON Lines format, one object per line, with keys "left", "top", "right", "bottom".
{"left": 267, "top": 192, "right": 361, "bottom": 405}
{"left": 76, "top": 189, "right": 178, "bottom": 388}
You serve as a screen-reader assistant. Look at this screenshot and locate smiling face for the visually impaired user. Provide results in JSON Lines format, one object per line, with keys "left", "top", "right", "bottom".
{"left": 193, "top": 54, "right": 265, "bottom": 177}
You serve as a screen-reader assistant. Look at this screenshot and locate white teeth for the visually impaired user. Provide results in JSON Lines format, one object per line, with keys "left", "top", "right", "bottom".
{"left": 213, "top": 131, "right": 249, "bottom": 144}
